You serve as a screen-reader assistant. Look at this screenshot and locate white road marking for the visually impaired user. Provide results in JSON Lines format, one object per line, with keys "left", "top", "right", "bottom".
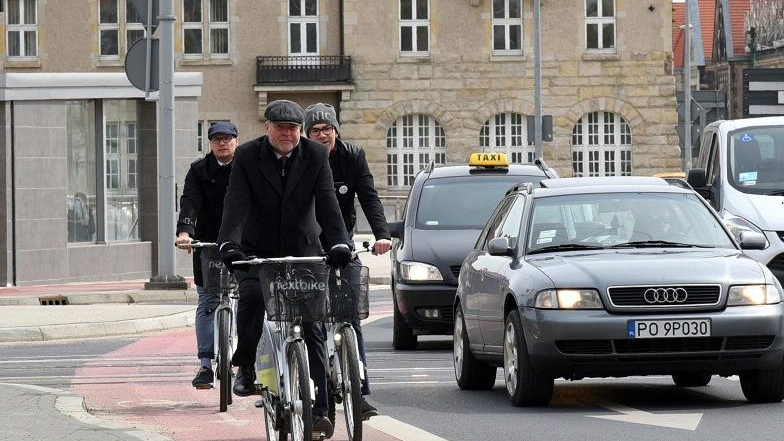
{"left": 586, "top": 401, "right": 703, "bottom": 430}
{"left": 367, "top": 415, "right": 451, "bottom": 441}
{"left": 361, "top": 313, "right": 393, "bottom": 325}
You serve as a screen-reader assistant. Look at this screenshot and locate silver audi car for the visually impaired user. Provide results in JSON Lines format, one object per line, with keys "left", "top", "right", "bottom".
{"left": 453, "top": 177, "right": 784, "bottom": 406}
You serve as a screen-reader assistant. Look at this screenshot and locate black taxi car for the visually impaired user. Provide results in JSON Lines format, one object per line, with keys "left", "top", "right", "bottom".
{"left": 388, "top": 153, "right": 556, "bottom": 349}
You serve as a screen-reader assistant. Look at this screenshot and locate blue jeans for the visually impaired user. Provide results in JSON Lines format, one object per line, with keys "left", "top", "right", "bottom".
{"left": 195, "top": 285, "right": 220, "bottom": 360}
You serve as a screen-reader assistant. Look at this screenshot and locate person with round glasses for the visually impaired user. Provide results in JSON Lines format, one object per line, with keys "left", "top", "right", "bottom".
{"left": 176, "top": 121, "right": 239, "bottom": 389}
{"left": 305, "top": 103, "right": 392, "bottom": 419}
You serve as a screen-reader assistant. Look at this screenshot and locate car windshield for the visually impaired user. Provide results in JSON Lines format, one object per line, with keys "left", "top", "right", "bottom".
{"left": 727, "top": 126, "right": 784, "bottom": 195}
{"left": 526, "top": 192, "right": 735, "bottom": 253}
{"left": 416, "top": 175, "right": 543, "bottom": 230}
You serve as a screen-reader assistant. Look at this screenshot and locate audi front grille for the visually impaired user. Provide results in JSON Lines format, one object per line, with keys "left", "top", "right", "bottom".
{"left": 607, "top": 285, "right": 721, "bottom": 308}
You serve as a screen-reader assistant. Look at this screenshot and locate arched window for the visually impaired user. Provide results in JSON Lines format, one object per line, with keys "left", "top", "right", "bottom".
{"left": 386, "top": 114, "right": 446, "bottom": 187}
{"left": 479, "top": 112, "right": 533, "bottom": 163}
{"left": 571, "top": 111, "right": 632, "bottom": 177}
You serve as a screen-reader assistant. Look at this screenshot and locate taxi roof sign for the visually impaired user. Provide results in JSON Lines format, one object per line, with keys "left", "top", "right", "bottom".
{"left": 469, "top": 152, "right": 509, "bottom": 167}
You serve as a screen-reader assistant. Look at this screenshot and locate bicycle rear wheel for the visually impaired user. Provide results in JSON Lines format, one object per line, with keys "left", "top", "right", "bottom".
{"left": 218, "top": 308, "right": 232, "bottom": 412}
{"left": 288, "top": 341, "right": 313, "bottom": 441}
{"left": 339, "top": 327, "right": 363, "bottom": 441}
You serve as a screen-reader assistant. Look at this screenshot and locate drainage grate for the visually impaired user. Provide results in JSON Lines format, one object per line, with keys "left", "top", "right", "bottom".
{"left": 40, "top": 296, "right": 68, "bottom": 306}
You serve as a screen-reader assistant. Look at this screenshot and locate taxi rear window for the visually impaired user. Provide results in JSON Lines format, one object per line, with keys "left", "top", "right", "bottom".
{"left": 415, "top": 175, "right": 542, "bottom": 230}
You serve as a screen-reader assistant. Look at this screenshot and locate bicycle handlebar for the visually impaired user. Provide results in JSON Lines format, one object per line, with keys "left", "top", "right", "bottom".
{"left": 175, "top": 240, "right": 218, "bottom": 249}
{"left": 234, "top": 256, "right": 327, "bottom": 266}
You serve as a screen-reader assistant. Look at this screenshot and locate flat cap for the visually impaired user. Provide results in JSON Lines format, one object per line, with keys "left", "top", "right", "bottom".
{"left": 265, "top": 99, "right": 305, "bottom": 126}
{"left": 207, "top": 121, "right": 238, "bottom": 139}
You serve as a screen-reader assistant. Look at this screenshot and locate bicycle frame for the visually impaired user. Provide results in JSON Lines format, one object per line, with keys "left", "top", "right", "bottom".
{"left": 236, "top": 255, "right": 327, "bottom": 440}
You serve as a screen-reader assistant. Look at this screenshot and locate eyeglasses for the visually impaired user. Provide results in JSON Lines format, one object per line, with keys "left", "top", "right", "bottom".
{"left": 209, "top": 135, "right": 235, "bottom": 144}
{"left": 309, "top": 126, "right": 335, "bottom": 136}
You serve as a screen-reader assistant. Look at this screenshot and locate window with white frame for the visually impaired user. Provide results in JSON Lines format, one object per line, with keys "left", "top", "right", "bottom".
{"left": 386, "top": 114, "right": 446, "bottom": 188}
{"left": 197, "top": 121, "right": 205, "bottom": 153}
{"left": 492, "top": 0, "right": 522, "bottom": 54}
{"left": 585, "top": 0, "right": 615, "bottom": 51}
{"left": 480, "top": 112, "right": 533, "bottom": 164}
{"left": 6, "top": 0, "right": 38, "bottom": 58}
{"left": 571, "top": 111, "right": 631, "bottom": 177}
{"left": 182, "top": 0, "right": 229, "bottom": 58}
{"left": 99, "top": 0, "right": 147, "bottom": 59}
{"left": 288, "top": 0, "right": 318, "bottom": 57}
{"left": 399, "top": 0, "right": 429, "bottom": 55}
{"left": 105, "top": 100, "right": 140, "bottom": 241}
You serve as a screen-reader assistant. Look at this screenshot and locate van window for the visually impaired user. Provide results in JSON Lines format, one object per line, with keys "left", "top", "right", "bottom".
{"left": 705, "top": 133, "right": 719, "bottom": 185}
{"left": 727, "top": 127, "right": 784, "bottom": 195}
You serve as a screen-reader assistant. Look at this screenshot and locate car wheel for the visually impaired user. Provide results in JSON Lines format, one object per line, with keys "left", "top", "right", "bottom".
{"left": 503, "top": 310, "right": 553, "bottom": 407}
{"left": 454, "top": 305, "right": 496, "bottom": 390}
{"left": 672, "top": 373, "right": 712, "bottom": 387}
{"left": 740, "top": 356, "right": 784, "bottom": 403}
{"left": 393, "top": 294, "right": 417, "bottom": 350}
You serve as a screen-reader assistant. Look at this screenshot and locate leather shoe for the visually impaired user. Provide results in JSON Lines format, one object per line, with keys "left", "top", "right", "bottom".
{"left": 233, "top": 365, "right": 257, "bottom": 397}
{"left": 360, "top": 397, "right": 378, "bottom": 419}
{"left": 312, "top": 415, "right": 334, "bottom": 439}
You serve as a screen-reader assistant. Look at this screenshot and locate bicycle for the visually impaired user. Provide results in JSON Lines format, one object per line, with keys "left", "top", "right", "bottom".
{"left": 234, "top": 255, "right": 331, "bottom": 441}
{"left": 325, "top": 243, "right": 371, "bottom": 441}
{"left": 176, "top": 240, "right": 239, "bottom": 412}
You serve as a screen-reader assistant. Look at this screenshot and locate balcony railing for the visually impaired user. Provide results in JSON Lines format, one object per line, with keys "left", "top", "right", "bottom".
{"left": 256, "top": 56, "right": 353, "bottom": 85}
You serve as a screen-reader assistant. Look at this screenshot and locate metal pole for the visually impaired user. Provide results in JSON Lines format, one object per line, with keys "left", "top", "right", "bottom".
{"left": 683, "top": 0, "right": 692, "bottom": 171}
{"left": 157, "top": 0, "right": 176, "bottom": 280}
{"left": 144, "top": 0, "right": 152, "bottom": 100}
{"left": 533, "top": 0, "right": 543, "bottom": 159}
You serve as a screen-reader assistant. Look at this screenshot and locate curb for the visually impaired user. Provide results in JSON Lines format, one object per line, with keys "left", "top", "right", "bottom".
{"left": 0, "top": 290, "right": 198, "bottom": 307}
{"left": 0, "top": 309, "right": 195, "bottom": 343}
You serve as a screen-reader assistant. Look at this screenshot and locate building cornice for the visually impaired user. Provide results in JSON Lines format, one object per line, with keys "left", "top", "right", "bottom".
{"left": 0, "top": 72, "right": 203, "bottom": 101}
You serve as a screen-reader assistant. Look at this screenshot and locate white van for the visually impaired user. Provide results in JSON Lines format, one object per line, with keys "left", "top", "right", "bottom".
{"left": 687, "top": 116, "right": 784, "bottom": 283}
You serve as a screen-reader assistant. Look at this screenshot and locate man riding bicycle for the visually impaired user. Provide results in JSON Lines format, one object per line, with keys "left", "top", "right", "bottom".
{"left": 218, "top": 100, "right": 352, "bottom": 438}
{"left": 305, "top": 103, "right": 391, "bottom": 419}
{"left": 176, "top": 121, "right": 239, "bottom": 389}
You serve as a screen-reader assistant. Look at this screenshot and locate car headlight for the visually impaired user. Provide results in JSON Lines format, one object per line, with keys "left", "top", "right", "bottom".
{"left": 728, "top": 285, "right": 781, "bottom": 305}
{"left": 723, "top": 211, "right": 769, "bottom": 248}
{"left": 399, "top": 261, "right": 443, "bottom": 283}
{"left": 534, "top": 289, "right": 603, "bottom": 309}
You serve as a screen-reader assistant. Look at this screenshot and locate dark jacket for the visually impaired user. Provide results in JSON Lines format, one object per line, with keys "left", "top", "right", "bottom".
{"left": 217, "top": 136, "right": 349, "bottom": 257}
{"left": 328, "top": 139, "right": 390, "bottom": 240}
{"left": 176, "top": 152, "right": 232, "bottom": 286}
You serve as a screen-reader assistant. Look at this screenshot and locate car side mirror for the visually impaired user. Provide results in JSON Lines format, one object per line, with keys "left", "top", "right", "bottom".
{"left": 739, "top": 231, "right": 767, "bottom": 250}
{"left": 488, "top": 237, "right": 512, "bottom": 256}
{"left": 687, "top": 169, "right": 710, "bottom": 198}
{"left": 388, "top": 221, "right": 404, "bottom": 240}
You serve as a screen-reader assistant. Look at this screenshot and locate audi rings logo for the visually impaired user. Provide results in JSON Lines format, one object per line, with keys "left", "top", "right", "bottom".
{"left": 643, "top": 287, "right": 688, "bottom": 304}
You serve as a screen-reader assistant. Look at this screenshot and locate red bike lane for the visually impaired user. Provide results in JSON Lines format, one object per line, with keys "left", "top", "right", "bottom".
{"left": 70, "top": 324, "right": 400, "bottom": 441}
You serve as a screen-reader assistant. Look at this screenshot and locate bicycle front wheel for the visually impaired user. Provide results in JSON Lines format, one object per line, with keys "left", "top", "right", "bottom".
{"left": 288, "top": 341, "right": 313, "bottom": 441}
{"left": 339, "top": 327, "right": 363, "bottom": 441}
{"left": 217, "top": 308, "right": 232, "bottom": 412}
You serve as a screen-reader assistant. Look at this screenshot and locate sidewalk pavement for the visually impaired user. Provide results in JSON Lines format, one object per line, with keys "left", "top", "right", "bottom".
{"left": 0, "top": 235, "right": 392, "bottom": 344}
{"left": 0, "top": 383, "right": 172, "bottom": 441}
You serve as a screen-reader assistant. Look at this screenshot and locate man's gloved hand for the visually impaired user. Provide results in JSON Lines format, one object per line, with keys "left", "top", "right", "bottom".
{"left": 326, "top": 245, "right": 352, "bottom": 269}
{"left": 220, "top": 242, "right": 249, "bottom": 272}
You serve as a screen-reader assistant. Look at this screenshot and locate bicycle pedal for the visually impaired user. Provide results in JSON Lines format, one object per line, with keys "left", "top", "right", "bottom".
{"left": 254, "top": 399, "right": 264, "bottom": 408}
{"left": 194, "top": 384, "right": 214, "bottom": 390}
{"left": 311, "top": 432, "right": 326, "bottom": 441}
